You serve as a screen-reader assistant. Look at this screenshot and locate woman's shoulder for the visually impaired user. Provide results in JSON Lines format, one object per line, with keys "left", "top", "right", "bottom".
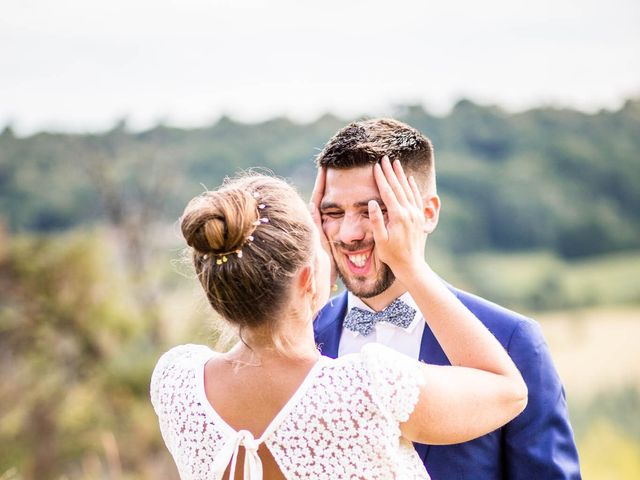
{"left": 150, "top": 344, "right": 215, "bottom": 407}
{"left": 350, "top": 343, "right": 424, "bottom": 423}
{"left": 153, "top": 343, "right": 214, "bottom": 374}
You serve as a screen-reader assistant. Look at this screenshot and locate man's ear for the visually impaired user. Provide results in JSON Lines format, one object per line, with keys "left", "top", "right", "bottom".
{"left": 422, "top": 194, "right": 441, "bottom": 234}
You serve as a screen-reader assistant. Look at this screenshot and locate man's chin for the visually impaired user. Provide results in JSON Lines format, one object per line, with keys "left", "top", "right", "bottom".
{"left": 338, "top": 267, "right": 396, "bottom": 299}
{"left": 343, "top": 281, "right": 382, "bottom": 299}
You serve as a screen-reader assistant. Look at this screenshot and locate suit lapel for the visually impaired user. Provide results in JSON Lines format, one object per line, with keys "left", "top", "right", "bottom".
{"left": 414, "top": 284, "right": 466, "bottom": 463}
{"left": 414, "top": 321, "right": 436, "bottom": 463}
{"left": 415, "top": 285, "right": 462, "bottom": 463}
{"left": 313, "top": 292, "right": 349, "bottom": 359}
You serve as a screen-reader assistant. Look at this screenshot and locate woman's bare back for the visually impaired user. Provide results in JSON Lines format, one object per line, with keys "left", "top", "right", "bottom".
{"left": 203, "top": 355, "right": 319, "bottom": 479}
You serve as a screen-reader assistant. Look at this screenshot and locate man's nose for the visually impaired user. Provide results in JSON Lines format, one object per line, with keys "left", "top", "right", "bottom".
{"left": 338, "top": 214, "right": 367, "bottom": 245}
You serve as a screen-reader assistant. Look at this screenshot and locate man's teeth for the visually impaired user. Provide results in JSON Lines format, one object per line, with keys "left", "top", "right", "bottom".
{"left": 348, "top": 253, "right": 369, "bottom": 267}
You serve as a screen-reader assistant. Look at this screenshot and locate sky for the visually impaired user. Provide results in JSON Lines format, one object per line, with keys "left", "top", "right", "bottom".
{"left": 1, "top": 0, "right": 639, "bottom": 135}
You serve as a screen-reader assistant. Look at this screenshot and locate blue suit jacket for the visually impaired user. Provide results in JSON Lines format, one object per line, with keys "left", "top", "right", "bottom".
{"left": 314, "top": 287, "right": 581, "bottom": 480}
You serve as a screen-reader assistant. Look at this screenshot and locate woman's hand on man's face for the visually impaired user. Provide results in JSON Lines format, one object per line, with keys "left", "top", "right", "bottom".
{"left": 368, "top": 156, "right": 427, "bottom": 280}
{"left": 309, "top": 167, "right": 337, "bottom": 288}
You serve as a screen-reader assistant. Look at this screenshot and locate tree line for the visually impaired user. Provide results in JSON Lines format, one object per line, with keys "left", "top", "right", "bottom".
{"left": 1, "top": 97, "right": 639, "bottom": 258}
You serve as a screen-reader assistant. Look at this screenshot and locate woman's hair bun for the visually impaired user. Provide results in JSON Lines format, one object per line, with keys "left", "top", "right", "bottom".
{"left": 181, "top": 188, "right": 259, "bottom": 255}
{"left": 180, "top": 173, "right": 315, "bottom": 330}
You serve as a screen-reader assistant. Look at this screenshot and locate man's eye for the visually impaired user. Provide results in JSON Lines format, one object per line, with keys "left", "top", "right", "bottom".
{"left": 322, "top": 211, "right": 343, "bottom": 219}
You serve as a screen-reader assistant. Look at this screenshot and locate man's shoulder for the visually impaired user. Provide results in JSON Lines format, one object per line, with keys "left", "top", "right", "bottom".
{"left": 449, "top": 285, "right": 543, "bottom": 349}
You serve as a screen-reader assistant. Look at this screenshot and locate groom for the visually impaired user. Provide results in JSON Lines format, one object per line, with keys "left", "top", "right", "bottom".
{"left": 311, "top": 118, "right": 581, "bottom": 479}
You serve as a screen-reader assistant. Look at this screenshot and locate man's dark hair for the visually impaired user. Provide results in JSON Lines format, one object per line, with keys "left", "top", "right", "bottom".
{"left": 315, "top": 118, "right": 435, "bottom": 188}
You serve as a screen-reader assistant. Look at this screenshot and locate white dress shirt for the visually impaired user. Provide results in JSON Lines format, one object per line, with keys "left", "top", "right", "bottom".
{"left": 338, "top": 291, "right": 426, "bottom": 359}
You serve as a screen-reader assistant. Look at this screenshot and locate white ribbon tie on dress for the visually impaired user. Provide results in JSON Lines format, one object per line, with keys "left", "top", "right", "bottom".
{"left": 211, "top": 429, "right": 263, "bottom": 480}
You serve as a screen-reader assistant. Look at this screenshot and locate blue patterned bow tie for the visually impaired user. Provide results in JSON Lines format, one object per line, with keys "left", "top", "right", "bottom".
{"left": 343, "top": 299, "right": 416, "bottom": 336}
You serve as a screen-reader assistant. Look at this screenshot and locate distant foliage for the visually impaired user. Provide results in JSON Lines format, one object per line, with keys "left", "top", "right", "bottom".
{"left": 1, "top": 99, "right": 639, "bottom": 258}
{"left": 0, "top": 228, "right": 173, "bottom": 479}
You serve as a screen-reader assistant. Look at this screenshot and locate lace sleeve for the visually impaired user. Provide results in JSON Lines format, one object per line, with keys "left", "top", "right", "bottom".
{"left": 151, "top": 344, "right": 191, "bottom": 413}
{"left": 360, "top": 343, "right": 425, "bottom": 423}
{"left": 149, "top": 344, "right": 212, "bottom": 454}
{"left": 150, "top": 344, "right": 213, "bottom": 409}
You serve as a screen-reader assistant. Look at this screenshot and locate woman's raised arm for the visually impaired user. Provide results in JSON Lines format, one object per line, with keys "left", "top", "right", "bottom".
{"left": 369, "top": 157, "right": 527, "bottom": 444}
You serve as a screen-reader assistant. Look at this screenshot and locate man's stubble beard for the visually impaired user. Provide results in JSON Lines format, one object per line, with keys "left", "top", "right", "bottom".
{"left": 336, "top": 260, "right": 396, "bottom": 299}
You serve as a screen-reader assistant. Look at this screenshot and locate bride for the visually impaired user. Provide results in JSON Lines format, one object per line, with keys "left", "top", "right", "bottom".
{"left": 151, "top": 164, "right": 527, "bottom": 479}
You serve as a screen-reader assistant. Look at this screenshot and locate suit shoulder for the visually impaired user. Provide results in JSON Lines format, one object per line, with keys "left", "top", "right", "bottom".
{"left": 451, "top": 287, "right": 542, "bottom": 347}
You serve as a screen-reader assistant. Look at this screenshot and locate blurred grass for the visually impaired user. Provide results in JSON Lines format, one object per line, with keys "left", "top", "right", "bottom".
{"left": 578, "top": 419, "right": 640, "bottom": 480}
{"left": 536, "top": 307, "right": 640, "bottom": 479}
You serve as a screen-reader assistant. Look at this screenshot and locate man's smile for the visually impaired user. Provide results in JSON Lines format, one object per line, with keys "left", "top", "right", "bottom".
{"left": 343, "top": 248, "right": 374, "bottom": 274}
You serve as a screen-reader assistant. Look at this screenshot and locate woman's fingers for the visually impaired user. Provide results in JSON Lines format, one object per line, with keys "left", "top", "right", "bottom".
{"left": 309, "top": 167, "right": 329, "bottom": 240}
{"left": 310, "top": 166, "right": 326, "bottom": 208}
{"left": 372, "top": 159, "right": 427, "bottom": 272}
{"left": 308, "top": 168, "right": 325, "bottom": 232}
{"left": 308, "top": 167, "right": 337, "bottom": 283}
{"left": 308, "top": 201, "right": 323, "bottom": 230}
{"left": 392, "top": 159, "right": 417, "bottom": 207}
{"left": 368, "top": 199, "right": 388, "bottom": 244}
{"left": 373, "top": 161, "right": 404, "bottom": 219}
{"left": 409, "top": 175, "right": 424, "bottom": 211}
{"left": 380, "top": 156, "right": 409, "bottom": 207}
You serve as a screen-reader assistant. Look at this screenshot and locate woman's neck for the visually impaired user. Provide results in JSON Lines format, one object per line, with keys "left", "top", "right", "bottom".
{"left": 225, "top": 313, "right": 319, "bottom": 366}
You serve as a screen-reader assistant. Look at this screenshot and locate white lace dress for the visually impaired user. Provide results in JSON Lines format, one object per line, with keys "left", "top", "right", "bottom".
{"left": 150, "top": 343, "right": 429, "bottom": 480}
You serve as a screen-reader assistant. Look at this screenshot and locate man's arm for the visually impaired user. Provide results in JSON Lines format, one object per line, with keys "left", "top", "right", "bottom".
{"left": 504, "top": 320, "right": 582, "bottom": 479}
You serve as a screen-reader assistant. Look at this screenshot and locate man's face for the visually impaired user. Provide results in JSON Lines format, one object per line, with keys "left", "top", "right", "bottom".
{"left": 320, "top": 166, "right": 395, "bottom": 298}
